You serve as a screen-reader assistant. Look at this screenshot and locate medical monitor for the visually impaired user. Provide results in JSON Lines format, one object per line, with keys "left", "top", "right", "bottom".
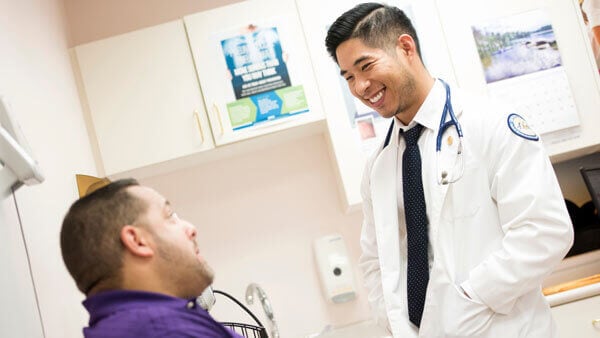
{"left": 580, "top": 166, "right": 600, "bottom": 220}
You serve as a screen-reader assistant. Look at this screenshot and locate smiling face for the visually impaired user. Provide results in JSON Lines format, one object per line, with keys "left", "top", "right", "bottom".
{"left": 336, "top": 37, "right": 418, "bottom": 123}
{"left": 129, "top": 186, "right": 214, "bottom": 298}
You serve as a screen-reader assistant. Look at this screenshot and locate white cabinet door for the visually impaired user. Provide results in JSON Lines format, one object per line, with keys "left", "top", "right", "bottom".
{"left": 184, "top": 0, "right": 324, "bottom": 146}
{"left": 552, "top": 294, "right": 600, "bottom": 337}
{"left": 436, "top": 0, "right": 600, "bottom": 163}
{"left": 75, "top": 20, "right": 214, "bottom": 176}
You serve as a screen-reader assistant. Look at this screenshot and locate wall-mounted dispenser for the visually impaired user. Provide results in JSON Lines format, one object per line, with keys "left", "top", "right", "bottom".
{"left": 313, "top": 233, "right": 356, "bottom": 303}
{"left": 0, "top": 97, "right": 44, "bottom": 197}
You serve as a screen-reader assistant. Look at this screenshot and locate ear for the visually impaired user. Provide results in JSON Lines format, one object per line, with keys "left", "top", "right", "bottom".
{"left": 396, "top": 34, "right": 417, "bottom": 57}
{"left": 120, "top": 225, "right": 154, "bottom": 258}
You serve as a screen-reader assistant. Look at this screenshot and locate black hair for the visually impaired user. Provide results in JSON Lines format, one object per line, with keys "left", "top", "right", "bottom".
{"left": 325, "top": 2, "right": 422, "bottom": 63}
{"left": 60, "top": 178, "right": 144, "bottom": 294}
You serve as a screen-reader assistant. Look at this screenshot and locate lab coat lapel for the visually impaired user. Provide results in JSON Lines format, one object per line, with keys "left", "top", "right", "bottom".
{"left": 423, "top": 128, "right": 448, "bottom": 248}
{"left": 424, "top": 84, "right": 464, "bottom": 266}
{"left": 370, "top": 140, "right": 401, "bottom": 283}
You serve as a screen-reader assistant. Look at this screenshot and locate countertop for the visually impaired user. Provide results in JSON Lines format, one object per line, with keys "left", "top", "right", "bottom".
{"left": 544, "top": 274, "right": 600, "bottom": 306}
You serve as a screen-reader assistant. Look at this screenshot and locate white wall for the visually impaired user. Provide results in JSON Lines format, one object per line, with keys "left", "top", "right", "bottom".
{"left": 0, "top": 0, "right": 97, "bottom": 337}
{"left": 0, "top": 196, "right": 43, "bottom": 337}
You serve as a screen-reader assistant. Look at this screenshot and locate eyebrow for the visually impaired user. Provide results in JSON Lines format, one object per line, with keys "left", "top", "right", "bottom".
{"left": 339, "top": 55, "right": 371, "bottom": 76}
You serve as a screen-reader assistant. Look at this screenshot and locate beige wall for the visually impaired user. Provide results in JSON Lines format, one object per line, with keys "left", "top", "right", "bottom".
{"left": 0, "top": 0, "right": 97, "bottom": 337}
{"left": 141, "top": 134, "right": 369, "bottom": 337}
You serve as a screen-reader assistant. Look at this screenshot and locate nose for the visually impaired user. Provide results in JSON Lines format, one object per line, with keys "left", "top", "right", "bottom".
{"left": 353, "top": 74, "right": 370, "bottom": 98}
{"left": 184, "top": 221, "right": 197, "bottom": 240}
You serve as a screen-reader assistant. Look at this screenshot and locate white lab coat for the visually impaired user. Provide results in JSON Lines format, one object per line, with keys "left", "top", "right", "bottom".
{"left": 359, "top": 81, "right": 573, "bottom": 338}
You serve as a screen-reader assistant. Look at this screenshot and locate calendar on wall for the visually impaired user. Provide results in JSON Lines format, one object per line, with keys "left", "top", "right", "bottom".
{"left": 471, "top": 9, "right": 580, "bottom": 135}
{"left": 486, "top": 68, "right": 578, "bottom": 135}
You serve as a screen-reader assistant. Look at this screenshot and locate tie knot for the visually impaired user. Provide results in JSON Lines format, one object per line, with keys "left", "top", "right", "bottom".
{"left": 402, "top": 124, "right": 424, "bottom": 146}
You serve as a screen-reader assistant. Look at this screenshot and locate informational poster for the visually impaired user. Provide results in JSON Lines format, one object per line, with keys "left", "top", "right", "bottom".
{"left": 471, "top": 9, "right": 580, "bottom": 134}
{"left": 221, "top": 26, "right": 291, "bottom": 99}
{"left": 217, "top": 23, "right": 309, "bottom": 131}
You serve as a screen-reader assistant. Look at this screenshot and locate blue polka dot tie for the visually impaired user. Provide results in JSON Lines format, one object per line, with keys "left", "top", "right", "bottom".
{"left": 401, "top": 124, "right": 429, "bottom": 328}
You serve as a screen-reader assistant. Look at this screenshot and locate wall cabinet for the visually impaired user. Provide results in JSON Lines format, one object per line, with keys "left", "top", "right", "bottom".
{"left": 183, "top": 0, "right": 324, "bottom": 147}
{"left": 552, "top": 294, "right": 600, "bottom": 337}
{"left": 436, "top": 0, "right": 600, "bottom": 162}
{"left": 75, "top": 20, "right": 214, "bottom": 176}
{"left": 74, "top": 0, "right": 324, "bottom": 179}
{"left": 73, "top": 0, "right": 600, "bottom": 211}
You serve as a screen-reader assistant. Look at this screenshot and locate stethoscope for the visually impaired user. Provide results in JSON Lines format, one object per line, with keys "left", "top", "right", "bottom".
{"left": 382, "top": 79, "right": 464, "bottom": 185}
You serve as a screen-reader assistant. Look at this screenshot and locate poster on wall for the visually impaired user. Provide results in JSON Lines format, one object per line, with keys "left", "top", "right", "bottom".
{"left": 216, "top": 23, "right": 309, "bottom": 131}
{"left": 471, "top": 9, "right": 580, "bottom": 135}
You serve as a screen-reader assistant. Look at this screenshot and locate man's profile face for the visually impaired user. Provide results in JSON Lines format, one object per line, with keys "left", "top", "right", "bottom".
{"left": 129, "top": 186, "right": 214, "bottom": 298}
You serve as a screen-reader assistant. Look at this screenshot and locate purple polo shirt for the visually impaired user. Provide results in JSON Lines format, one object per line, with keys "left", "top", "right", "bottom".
{"left": 82, "top": 290, "right": 246, "bottom": 338}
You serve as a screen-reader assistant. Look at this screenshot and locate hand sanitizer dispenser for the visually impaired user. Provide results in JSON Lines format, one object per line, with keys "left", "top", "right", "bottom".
{"left": 313, "top": 234, "right": 356, "bottom": 303}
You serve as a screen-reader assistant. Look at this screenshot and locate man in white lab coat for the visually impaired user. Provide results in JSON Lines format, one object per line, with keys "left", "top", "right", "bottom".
{"left": 325, "top": 3, "right": 573, "bottom": 337}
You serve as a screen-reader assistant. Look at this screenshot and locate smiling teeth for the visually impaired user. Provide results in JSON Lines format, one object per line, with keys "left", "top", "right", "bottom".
{"left": 369, "top": 91, "right": 383, "bottom": 103}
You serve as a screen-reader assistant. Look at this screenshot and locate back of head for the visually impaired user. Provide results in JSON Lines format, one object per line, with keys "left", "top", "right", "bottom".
{"left": 60, "top": 178, "right": 145, "bottom": 295}
{"left": 325, "top": 2, "right": 421, "bottom": 63}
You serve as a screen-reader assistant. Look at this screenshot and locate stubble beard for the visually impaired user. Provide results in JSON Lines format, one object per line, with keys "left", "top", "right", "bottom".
{"left": 156, "top": 238, "right": 215, "bottom": 298}
{"left": 393, "top": 70, "right": 417, "bottom": 118}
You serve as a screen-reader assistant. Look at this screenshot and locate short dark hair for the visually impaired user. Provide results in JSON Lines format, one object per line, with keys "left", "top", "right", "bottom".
{"left": 60, "top": 178, "right": 145, "bottom": 294}
{"left": 325, "top": 2, "right": 422, "bottom": 63}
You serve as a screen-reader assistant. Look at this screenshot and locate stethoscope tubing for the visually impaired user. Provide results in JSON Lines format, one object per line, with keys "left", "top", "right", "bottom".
{"left": 381, "top": 79, "right": 463, "bottom": 151}
{"left": 436, "top": 79, "right": 463, "bottom": 152}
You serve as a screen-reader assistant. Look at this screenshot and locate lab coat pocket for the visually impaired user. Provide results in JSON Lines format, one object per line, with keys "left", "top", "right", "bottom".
{"left": 443, "top": 160, "right": 483, "bottom": 220}
{"left": 442, "top": 284, "right": 495, "bottom": 337}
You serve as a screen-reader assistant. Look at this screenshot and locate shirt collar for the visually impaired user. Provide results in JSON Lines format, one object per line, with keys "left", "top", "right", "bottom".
{"left": 83, "top": 290, "right": 198, "bottom": 326}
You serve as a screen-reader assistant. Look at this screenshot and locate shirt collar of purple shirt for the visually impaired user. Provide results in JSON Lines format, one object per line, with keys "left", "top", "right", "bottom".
{"left": 83, "top": 290, "right": 200, "bottom": 326}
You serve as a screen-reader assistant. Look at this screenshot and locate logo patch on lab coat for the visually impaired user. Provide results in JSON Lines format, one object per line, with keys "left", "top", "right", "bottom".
{"left": 507, "top": 113, "right": 539, "bottom": 141}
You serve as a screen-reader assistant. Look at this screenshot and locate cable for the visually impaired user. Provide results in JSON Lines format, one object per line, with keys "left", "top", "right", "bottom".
{"left": 213, "top": 289, "right": 265, "bottom": 328}
{"left": 11, "top": 187, "right": 47, "bottom": 337}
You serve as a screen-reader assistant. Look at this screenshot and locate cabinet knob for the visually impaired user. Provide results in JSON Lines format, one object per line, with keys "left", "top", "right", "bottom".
{"left": 193, "top": 110, "right": 205, "bottom": 143}
{"left": 593, "top": 319, "right": 600, "bottom": 329}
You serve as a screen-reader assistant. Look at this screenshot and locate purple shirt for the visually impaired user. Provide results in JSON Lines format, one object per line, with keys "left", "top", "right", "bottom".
{"left": 82, "top": 290, "right": 246, "bottom": 338}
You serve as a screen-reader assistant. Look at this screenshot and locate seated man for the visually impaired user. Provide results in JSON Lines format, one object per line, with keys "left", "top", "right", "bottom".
{"left": 60, "top": 178, "right": 244, "bottom": 338}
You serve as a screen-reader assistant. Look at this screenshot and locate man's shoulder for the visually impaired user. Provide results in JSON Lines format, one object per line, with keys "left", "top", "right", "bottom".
{"left": 85, "top": 302, "right": 234, "bottom": 338}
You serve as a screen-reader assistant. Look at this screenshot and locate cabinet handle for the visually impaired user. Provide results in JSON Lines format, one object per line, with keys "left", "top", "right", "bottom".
{"left": 213, "top": 103, "right": 224, "bottom": 135}
{"left": 593, "top": 319, "right": 600, "bottom": 329}
{"left": 193, "top": 110, "right": 204, "bottom": 143}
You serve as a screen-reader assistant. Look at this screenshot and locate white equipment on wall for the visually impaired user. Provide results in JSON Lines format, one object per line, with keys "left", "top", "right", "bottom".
{"left": 313, "top": 233, "right": 356, "bottom": 303}
{"left": 0, "top": 97, "right": 44, "bottom": 197}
